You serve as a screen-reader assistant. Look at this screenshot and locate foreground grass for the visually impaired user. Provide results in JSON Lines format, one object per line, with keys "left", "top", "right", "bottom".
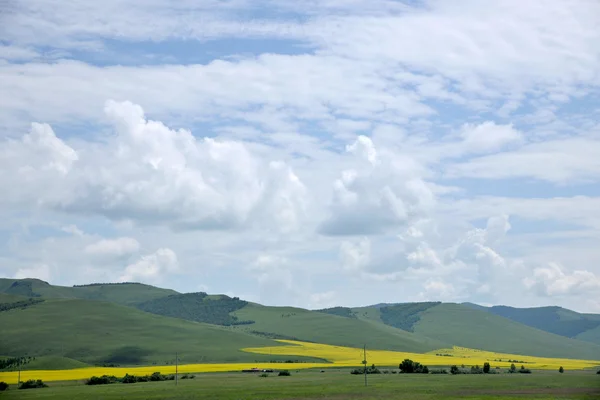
{"left": 1, "top": 370, "right": 599, "bottom": 400}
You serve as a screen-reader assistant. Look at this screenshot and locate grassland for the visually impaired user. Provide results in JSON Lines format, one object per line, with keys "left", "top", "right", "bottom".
{"left": 0, "top": 370, "right": 599, "bottom": 400}
{"left": 232, "top": 304, "right": 446, "bottom": 352}
{"left": 0, "top": 299, "right": 319, "bottom": 366}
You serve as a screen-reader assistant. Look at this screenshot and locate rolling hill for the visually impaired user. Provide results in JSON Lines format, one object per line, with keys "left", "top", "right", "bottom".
{"left": 2, "top": 278, "right": 600, "bottom": 366}
{"left": 0, "top": 278, "right": 178, "bottom": 306}
{"left": 231, "top": 303, "right": 447, "bottom": 353}
{"left": 462, "top": 303, "right": 600, "bottom": 345}
{"left": 0, "top": 298, "right": 319, "bottom": 367}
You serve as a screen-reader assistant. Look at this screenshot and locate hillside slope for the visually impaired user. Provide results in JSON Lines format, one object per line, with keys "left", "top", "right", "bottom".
{"left": 0, "top": 278, "right": 178, "bottom": 306}
{"left": 412, "top": 303, "right": 600, "bottom": 360}
{"left": 232, "top": 303, "right": 446, "bottom": 353}
{"left": 0, "top": 298, "right": 318, "bottom": 365}
{"left": 462, "top": 303, "right": 600, "bottom": 345}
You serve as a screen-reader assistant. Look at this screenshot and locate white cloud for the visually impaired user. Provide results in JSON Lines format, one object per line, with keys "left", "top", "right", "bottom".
{"left": 61, "top": 225, "right": 84, "bottom": 236}
{"left": 1, "top": 101, "right": 307, "bottom": 233}
{"left": 320, "top": 135, "right": 434, "bottom": 235}
{"left": 447, "top": 137, "right": 600, "bottom": 183}
{"left": 119, "top": 248, "right": 178, "bottom": 283}
{"left": 524, "top": 263, "right": 600, "bottom": 297}
{"left": 339, "top": 237, "right": 370, "bottom": 271}
{"left": 84, "top": 237, "right": 140, "bottom": 257}
{"left": 459, "top": 122, "right": 523, "bottom": 154}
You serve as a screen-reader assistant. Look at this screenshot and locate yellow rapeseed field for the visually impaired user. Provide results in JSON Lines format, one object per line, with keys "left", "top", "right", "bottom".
{"left": 242, "top": 340, "right": 600, "bottom": 371}
{"left": 1, "top": 340, "right": 598, "bottom": 384}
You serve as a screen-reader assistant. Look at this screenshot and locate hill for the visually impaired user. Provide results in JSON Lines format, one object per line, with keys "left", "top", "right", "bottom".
{"left": 0, "top": 298, "right": 320, "bottom": 366}
{"left": 231, "top": 303, "right": 446, "bottom": 353}
{"left": 411, "top": 303, "right": 600, "bottom": 360}
{"left": 461, "top": 303, "right": 600, "bottom": 345}
{"left": 0, "top": 278, "right": 178, "bottom": 306}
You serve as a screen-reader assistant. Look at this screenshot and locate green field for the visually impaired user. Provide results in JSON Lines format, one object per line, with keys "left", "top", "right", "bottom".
{"left": 0, "top": 370, "right": 598, "bottom": 400}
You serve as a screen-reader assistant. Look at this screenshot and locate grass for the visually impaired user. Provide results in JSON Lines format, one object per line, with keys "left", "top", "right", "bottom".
{"left": 232, "top": 304, "right": 447, "bottom": 353}
{"left": 0, "top": 299, "right": 320, "bottom": 365}
{"left": 0, "top": 369, "right": 598, "bottom": 400}
{"left": 411, "top": 303, "right": 600, "bottom": 360}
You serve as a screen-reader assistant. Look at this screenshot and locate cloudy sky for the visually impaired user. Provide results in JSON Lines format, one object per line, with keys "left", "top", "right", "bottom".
{"left": 1, "top": 0, "right": 600, "bottom": 312}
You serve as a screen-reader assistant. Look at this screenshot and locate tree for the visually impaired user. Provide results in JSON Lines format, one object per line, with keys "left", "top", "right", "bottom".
{"left": 509, "top": 363, "right": 517, "bottom": 373}
{"left": 483, "top": 362, "right": 490, "bottom": 374}
{"left": 559, "top": 366, "right": 564, "bottom": 373}
{"left": 399, "top": 359, "right": 428, "bottom": 374}
{"left": 450, "top": 365, "right": 460, "bottom": 375}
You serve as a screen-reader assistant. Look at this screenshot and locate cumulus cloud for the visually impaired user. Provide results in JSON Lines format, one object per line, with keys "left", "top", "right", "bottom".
{"left": 119, "top": 248, "right": 178, "bottom": 282}
{"left": 84, "top": 237, "right": 140, "bottom": 257}
{"left": 0, "top": 101, "right": 307, "bottom": 233}
{"left": 524, "top": 263, "right": 600, "bottom": 297}
{"left": 320, "top": 135, "right": 434, "bottom": 235}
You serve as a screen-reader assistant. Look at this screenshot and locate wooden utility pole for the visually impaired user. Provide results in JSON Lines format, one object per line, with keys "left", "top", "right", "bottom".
{"left": 175, "top": 352, "right": 178, "bottom": 386}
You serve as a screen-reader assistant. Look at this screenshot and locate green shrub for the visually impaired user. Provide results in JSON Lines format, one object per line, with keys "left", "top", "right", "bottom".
{"left": 518, "top": 365, "right": 531, "bottom": 374}
{"left": 259, "top": 373, "right": 269, "bottom": 378}
{"left": 559, "top": 366, "right": 564, "bottom": 373}
{"left": 18, "top": 380, "right": 47, "bottom": 390}
{"left": 470, "top": 365, "right": 484, "bottom": 374}
{"left": 121, "top": 374, "right": 138, "bottom": 384}
{"left": 278, "top": 370, "right": 291, "bottom": 376}
{"left": 596, "top": 370, "right": 600, "bottom": 375}
{"left": 0, "top": 382, "right": 8, "bottom": 391}
{"left": 86, "top": 375, "right": 118, "bottom": 385}
{"left": 430, "top": 369, "right": 448, "bottom": 374}
{"left": 180, "top": 374, "right": 195, "bottom": 380}
{"left": 150, "top": 372, "right": 165, "bottom": 381}
{"left": 450, "top": 365, "right": 460, "bottom": 375}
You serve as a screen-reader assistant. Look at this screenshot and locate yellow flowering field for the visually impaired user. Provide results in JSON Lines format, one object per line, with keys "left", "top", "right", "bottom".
{"left": 242, "top": 340, "right": 600, "bottom": 371}
{"left": 1, "top": 340, "right": 598, "bottom": 384}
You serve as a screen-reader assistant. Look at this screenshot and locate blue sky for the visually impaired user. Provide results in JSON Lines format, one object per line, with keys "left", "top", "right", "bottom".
{"left": 1, "top": 0, "right": 600, "bottom": 312}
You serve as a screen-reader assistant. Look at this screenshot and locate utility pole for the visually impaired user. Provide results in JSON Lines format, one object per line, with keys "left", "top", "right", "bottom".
{"left": 175, "top": 352, "right": 178, "bottom": 386}
{"left": 363, "top": 344, "right": 367, "bottom": 387}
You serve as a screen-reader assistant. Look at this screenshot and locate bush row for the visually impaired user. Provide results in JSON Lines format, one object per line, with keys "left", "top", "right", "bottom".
{"left": 86, "top": 372, "right": 193, "bottom": 385}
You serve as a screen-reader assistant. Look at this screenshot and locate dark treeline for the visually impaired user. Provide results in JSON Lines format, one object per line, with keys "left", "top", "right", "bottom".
{"left": 0, "top": 299, "right": 44, "bottom": 313}
{"left": 73, "top": 282, "right": 141, "bottom": 287}
{"left": 0, "top": 356, "right": 34, "bottom": 370}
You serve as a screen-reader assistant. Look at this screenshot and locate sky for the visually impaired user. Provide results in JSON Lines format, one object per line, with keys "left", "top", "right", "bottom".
{"left": 1, "top": 0, "right": 600, "bottom": 312}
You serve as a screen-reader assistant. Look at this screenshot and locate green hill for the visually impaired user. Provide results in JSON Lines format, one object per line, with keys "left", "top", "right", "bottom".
{"left": 462, "top": 303, "right": 600, "bottom": 345}
{"left": 411, "top": 303, "right": 600, "bottom": 360}
{"left": 0, "top": 298, "right": 318, "bottom": 365}
{"left": 0, "top": 278, "right": 178, "bottom": 306}
{"left": 231, "top": 303, "right": 446, "bottom": 353}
